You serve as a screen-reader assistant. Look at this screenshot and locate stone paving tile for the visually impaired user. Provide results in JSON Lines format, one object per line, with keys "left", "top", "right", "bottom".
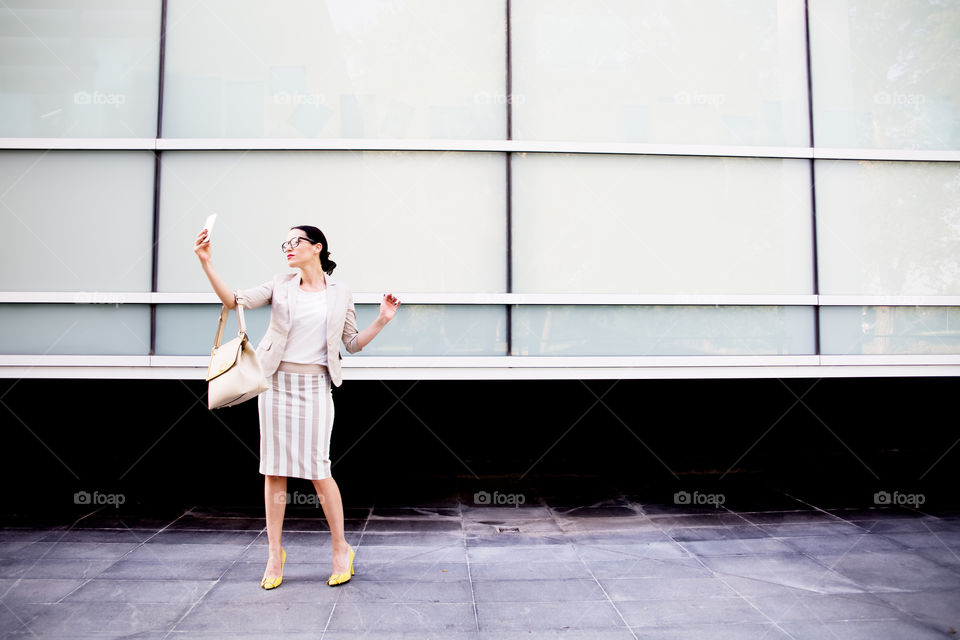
{"left": 598, "top": 576, "right": 738, "bottom": 601}
{"left": 174, "top": 602, "right": 336, "bottom": 633}
{"left": 575, "top": 541, "right": 690, "bottom": 562}
{"left": 744, "top": 592, "right": 906, "bottom": 623}
{"left": 700, "top": 554, "right": 866, "bottom": 594}
{"left": 469, "top": 560, "right": 586, "bottom": 581}
{"left": 616, "top": 596, "right": 770, "bottom": 627}
{"left": 35, "top": 528, "right": 155, "bottom": 543}
{"left": 189, "top": 577, "right": 340, "bottom": 604}
{"left": 327, "top": 602, "right": 476, "bottom": 632}
{"left": 99, "top": 559, "right": 232, "bottom": 581}
{"left": 336, "top": 579, "right": 474, "bottom": 604}
{"left": 646, "top": 513, "right": 750, "bottom": 528}
{"left": 60, "top": 578, "right": 215, "bottom": 604}
{"left": 586, "top": 557, "right": 712, "bottom": 580}
{"left": 3, "top": 491, "right": 960, "bottom": 639}
{"left": 0, "top": 558, "right": 116, "bottom": 580}
{"left": 666, "top": 525, "right": 769, "bottom": 542}
{"left": 873, "top": 588, "right": 960, "bottom": 632}
{"left": 680, "top": 538, "right": 797, "bottom": 557}
{"left": 476, "top": 601, "right": 626, "bottom": 631}
{"left": 473, "top": 578, "right": 605, "bottom": 602}
{"left": 779, "top": 619, "right": 952, "bottom": 639}
{"left": 624, "top": 622, "right": 793, "bottom": 639}
{"left": 2, "top": 541, "right": 138, "bottom": 560}
{"left": 812, "top": 551, "right": 960, "bottom": 592}
{"left": 7, "top": 602, "right": 191, "bottom": 636}
{"left": 467, "top": 544, "right": 580, "bottom": 564}
{"left": 123, "top": 542, "right": 249, "bottom": 563}
{"left": 779, "top": 532, "right": 907, "bottom": 554}
{"left": 0, "top": 578, "right": 86, "bottom": 605}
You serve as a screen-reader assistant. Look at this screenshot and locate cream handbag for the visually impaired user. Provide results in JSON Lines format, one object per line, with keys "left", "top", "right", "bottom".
{"left": 206, "top": 302, "right": 269, "bottom": 410}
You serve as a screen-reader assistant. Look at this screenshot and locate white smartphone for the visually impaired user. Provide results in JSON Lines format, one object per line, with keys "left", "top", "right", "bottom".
{"left": 203, "top": 213, "right": 217, "bottom": 240}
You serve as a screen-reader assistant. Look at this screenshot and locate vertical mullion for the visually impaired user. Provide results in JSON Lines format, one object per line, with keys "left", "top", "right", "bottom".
{"left": 505, "top": 0, "right": 513, "bottom": 355}
{"left": 804, "top": 0, "right": 821, "bottom": 357}
{"left": 149, "top": 0, "right": 168, "bottom": 356}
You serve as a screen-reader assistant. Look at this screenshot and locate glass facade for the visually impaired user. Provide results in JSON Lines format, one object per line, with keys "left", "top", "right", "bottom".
{"left": 511, "top": 0, "right": 810, "bottom": 145}
{"left": 162, "top": 0, "right": 507, "bottom": 139}
{"left": 1, "top": 1, "right": 958, "bottom": 373}
{"left": 0, "top": 0, "right": 161, "bottom": 138}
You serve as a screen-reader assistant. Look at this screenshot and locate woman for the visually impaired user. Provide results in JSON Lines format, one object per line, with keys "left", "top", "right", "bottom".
{"left": 194, "top": 224, "right": 400, "bottom": 589}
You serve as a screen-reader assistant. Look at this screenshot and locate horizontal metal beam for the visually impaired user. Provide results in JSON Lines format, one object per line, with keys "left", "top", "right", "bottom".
{"left": 2, "top": 138, "right": 958, "bottom": 162}
{"left": 1, "top": 361, "right": 957, "bottom": 381}
{"left": 2, "top": 292, "right": 960, "bottom": 306}
{"left": 2, "top": 354, "right": 959, "bottom": 383}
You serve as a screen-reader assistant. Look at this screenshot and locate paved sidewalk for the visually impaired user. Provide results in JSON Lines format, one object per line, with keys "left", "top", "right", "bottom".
{"left": 1, "top": 480, "right": 958, "bottom": 639}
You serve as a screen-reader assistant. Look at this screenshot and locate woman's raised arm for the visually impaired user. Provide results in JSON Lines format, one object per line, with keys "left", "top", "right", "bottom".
{"left": 194, "top": 228, "right": 237, "bottom": 309}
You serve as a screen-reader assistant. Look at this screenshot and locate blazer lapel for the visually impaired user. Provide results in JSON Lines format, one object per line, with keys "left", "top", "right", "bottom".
{"left": 286, "top": 274, "right": 300, "bottom": 326}
{"left": 325, "top": 278, "right": 339, "bottom": 349}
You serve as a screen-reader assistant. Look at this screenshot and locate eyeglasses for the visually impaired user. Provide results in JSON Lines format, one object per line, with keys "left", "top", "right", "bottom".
{"left": 281, "top": 236, "right": 315, "bottom": 252}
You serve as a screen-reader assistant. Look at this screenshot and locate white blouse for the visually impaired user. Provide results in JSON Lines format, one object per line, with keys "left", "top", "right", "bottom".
{"left": 282, "top": 287, "right": 328, "bottom": 366}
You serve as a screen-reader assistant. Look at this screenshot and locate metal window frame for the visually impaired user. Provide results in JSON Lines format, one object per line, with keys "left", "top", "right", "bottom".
{"left": 2, "top": 292, "right": 960, "bottom": 306}
{"left": 2, "top": 1, "right": 959, "bottom": 381}
{"left": 2, "top": 138, "right": 959, "bottom": 162}
{"left": 1, "top": 354, "right": 958, "bottom": 381}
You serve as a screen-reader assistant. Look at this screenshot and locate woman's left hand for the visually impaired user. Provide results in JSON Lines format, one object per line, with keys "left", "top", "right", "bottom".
{"left": 379, "top": 293, "right": 401, "bottom": 322}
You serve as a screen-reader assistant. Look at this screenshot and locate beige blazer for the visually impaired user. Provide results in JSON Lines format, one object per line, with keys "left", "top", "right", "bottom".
{"left": 234, "top": 272, "right": 361, "bottom": 387}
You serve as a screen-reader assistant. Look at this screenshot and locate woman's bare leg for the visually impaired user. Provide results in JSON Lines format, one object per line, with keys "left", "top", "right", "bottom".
{"left": 312, "top": 476, "right": 351, "bottom": 573}
{"left": 263, "top": 474, "right": 287, "bottom": 580}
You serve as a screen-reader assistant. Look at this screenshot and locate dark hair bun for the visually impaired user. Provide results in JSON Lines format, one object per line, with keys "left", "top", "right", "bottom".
{"left": 291, "top": 225, "right": 337, "bottom": 275}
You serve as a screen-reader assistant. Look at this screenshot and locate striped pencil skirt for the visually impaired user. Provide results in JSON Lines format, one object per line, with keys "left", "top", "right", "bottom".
{"left": 257, "top": 361, "right": 335, "bottom": 480}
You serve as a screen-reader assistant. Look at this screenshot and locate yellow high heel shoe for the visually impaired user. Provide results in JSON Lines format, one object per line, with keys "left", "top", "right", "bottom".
{"left": 327, "top": 545, "right": 355, "bottom": 586}
{"left": 260, "top": 547, "right": 286, "bottom": 590}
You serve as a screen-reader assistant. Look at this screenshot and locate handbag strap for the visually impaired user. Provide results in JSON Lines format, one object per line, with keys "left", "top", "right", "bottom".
{"left": 213, "top": 301, "right": 248, "bottom": 349}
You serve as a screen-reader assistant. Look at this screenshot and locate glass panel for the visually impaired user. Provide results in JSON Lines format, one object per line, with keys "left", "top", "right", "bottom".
{"left": 820, "top": 306, "right": 960, "bottom": 355}
{"left": 354, "top": 304, "right": 506, "bottom": 356}
{"left": 0, "top": 0, "right": 160, "bottom": 138}
{"left": 512, "top": 153, "right": 814, "bottom": 294}
{"left": 155, "top": 304, "right": 271, "bottom": 356}
{"left": 163, "top": 0, "right": 506, "bottom": 138}
{"left": 815, "top": 160, "right": 960, "bottom": 296}
{"left": 156, "top": 304, "right": 506, "bottom": 357}
{"left": 157, "top": 151, "right": 506, "bottom": 294}
{"left": 512, "top": 305, "right": 815, "bottom": 356}
{"left": 809, "top": 0, "right": 960, "bottom": 150}
{"left": 0, "top": 151, "right": 155, "bottom": 291}
{"left": 511, "top": 0, "right": 809, "bottom": 145}
{"left": 0, "top": 304, "right": 149, "bottom": 355}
